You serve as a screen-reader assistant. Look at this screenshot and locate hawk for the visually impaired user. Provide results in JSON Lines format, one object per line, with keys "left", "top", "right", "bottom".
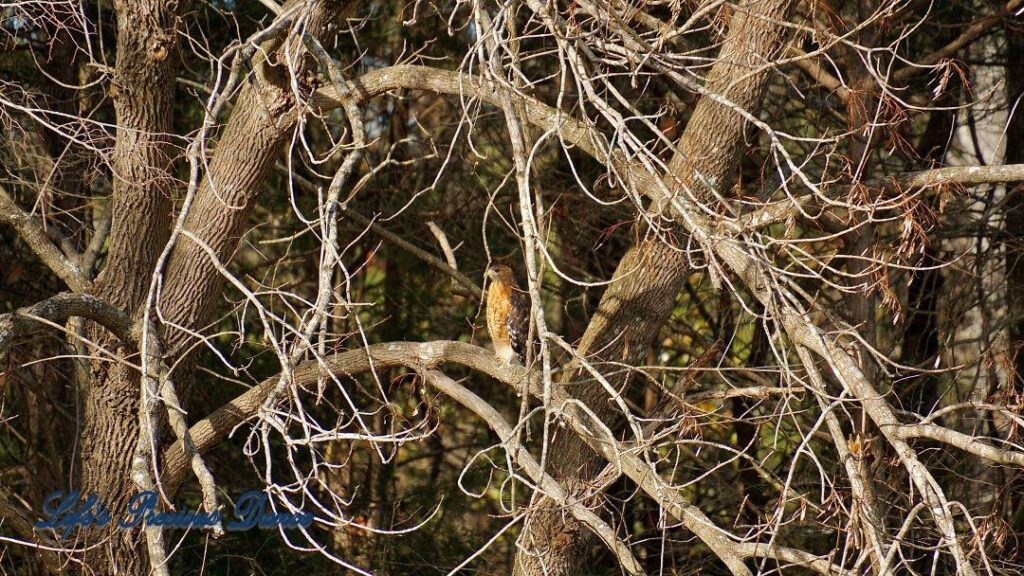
{"left": 485, "top": 265, "right": 531, "bottom": 365}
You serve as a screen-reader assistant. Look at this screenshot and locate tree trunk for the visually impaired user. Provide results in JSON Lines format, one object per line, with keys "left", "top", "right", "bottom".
{"left": 1004, "top": 15, "right": 1024, "bottom": 396}
{"left": 78, "top": 0, "right": 180, "bottom": 570}
{"left": 513, "top": 1, "right": 795, "bottom": 573}
{"left": 515, "top": 240, "right": 690, "bottom": 574}
{"left": 157, "top": 1, "right": 339, "bottom": 369}
{"left": 75, "top": 2, "right": 340, "bottom": 573}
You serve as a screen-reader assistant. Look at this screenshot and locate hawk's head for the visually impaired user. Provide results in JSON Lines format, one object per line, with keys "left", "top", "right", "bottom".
{"left": 485, "top": 264, "right": 517, "bottom": 286}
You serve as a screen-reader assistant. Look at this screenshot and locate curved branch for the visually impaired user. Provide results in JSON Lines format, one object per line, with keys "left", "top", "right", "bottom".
{"left": 320, "top": 64, "right": 1024, "bottom": 237}
{"left": 421, "top": 369, "right": 643, "bottom": 576}
{"left": 0, "top": 186, "right": 90, "bottom": 293}
{"left": 898, "top": 423, "right": 1024, "bottom": 466}
{"left": 162, "top": 342, "right": 520, "bottom": 490}
{"left": 893, "top": 0, "right": 1024, "bottom": 81}
{"left": 0, "top": 491, "right": 66, "bottom": 573}
{"left": 315, "top": 65, "right": 612, "bottom": 168}
{"left": 742, "top": 163, "right": 1024, "bottom": 229}
{"left": 0, "top": 292, "right": 132, "bottom": 354}
{"left": 163, "top": 340, "right": 849, "bottom": 575}
{"left": 734, "top": 543, "right": 852, "bottom": 576}
{"left": 314, "top": 61, "right": 999, "bottom": 573}
{"left": 0, "top": 299, "right": 223, "bottom": 537}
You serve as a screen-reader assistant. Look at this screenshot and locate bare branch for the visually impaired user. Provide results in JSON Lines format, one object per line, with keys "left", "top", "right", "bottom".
{"left": 0, "top": 186, "right": 90, "bottom": 293}
{"left": 0, "top": 292, "right": 131, "bottom": 354}
{"left": 893, "top": 0, "right": 1024, "bottom": 81}
{"left": 898, "top": 423, "right": 1024, "bottom": 466}
{"left": 421, "top": 369, "right": 644, "bottom": 576}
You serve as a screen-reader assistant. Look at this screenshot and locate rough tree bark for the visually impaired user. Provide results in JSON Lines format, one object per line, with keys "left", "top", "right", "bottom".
{"left": 157, "top": 1, "right": 341, "bottom": 360}
{"left": 513, "top": 1, "right": 795, "bottom": 573}
{"left": 5, "top": 1, "right": 1024, "bottom": 574}
{"left": 74, "top": 1, "right": 339, "bottom": 574}
{"left": 78, "top": 0, "right": 179, "bottom": 570}
{"left": 515, "top": 240, "right": 690, "bottom": 573}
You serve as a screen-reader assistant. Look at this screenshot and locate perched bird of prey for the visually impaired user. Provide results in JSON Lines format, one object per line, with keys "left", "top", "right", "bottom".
{"left": 485, "top": 265, "right": 531, "bottom": 365}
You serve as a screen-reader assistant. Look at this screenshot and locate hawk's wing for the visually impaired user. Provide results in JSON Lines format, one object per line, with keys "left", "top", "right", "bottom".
{"left": 507, "top": 289, "right": 532, "bottom": 363}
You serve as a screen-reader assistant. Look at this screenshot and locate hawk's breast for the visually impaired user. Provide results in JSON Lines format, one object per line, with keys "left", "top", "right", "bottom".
{"left": 487, "top": 281, "right": 513, "bottom": 345}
